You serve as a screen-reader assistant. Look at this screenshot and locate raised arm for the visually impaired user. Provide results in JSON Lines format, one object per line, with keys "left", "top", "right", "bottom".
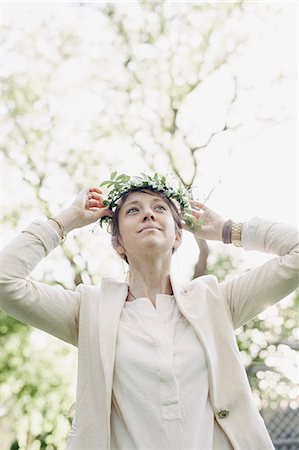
{"left": 220, "top": 217, "right": 299, "bottom": 329}
{"left": 181, "top": 201, "right": 299, "bottom": 330}
{"left": 0, "top": 187, "right": 113, "bottom": 346}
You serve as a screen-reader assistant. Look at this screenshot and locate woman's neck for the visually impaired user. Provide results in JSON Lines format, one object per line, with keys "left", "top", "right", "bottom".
{"left": 127, "top": 269, "right": 173, "bottom": 303}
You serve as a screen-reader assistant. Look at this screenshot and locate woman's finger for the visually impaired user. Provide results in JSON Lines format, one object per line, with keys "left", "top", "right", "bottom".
{"left": 87, "top": 199, "right": 102, "bottom": 206}
{"left": 87, "top": 192, "right": 102, "bottom": 200}
{"left": 189, "top": 208, "right": 204, "bottom": 220}
{"left": 88, "top": 187, "right": 103, "bottom": 194}
{"left": 190, "top": 200, "right": 207, "bottom": 210}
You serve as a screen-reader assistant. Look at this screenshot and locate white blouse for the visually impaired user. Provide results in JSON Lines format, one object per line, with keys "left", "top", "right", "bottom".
{"left": 110, "top": 294, "right": 234, "bottom": 450}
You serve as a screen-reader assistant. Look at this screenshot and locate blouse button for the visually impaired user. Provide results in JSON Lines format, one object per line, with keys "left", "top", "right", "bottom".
{"left": 217, "top": 409, "right": 229, "bottom": 419}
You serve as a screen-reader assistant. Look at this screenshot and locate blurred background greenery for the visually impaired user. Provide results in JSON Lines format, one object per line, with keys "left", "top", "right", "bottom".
{"left": 1, "top": 1, "right": 298, "bottom": 449}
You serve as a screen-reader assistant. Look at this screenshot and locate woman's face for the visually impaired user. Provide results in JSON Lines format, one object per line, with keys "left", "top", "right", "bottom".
{"left": 115, "top": 190, "right": 181, "bottom": 261}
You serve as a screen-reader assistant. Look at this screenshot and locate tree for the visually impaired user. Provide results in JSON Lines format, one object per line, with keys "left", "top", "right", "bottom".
{"left": 1, "top": 2, "right": 296, "bottom": 448}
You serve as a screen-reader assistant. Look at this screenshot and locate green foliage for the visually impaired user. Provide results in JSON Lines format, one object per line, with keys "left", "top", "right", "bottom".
{"left": 1, "top": 313, "right": 75, "bottom": 450}
{"left": 99, "top": 171, "right": 202, "bottom": 230}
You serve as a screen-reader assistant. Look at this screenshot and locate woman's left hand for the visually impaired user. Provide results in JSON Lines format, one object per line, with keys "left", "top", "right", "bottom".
{"left": 181, "top": 200, "right": 226, "bottom": 241}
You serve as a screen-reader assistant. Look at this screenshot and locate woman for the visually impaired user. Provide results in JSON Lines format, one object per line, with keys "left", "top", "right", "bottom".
{"left": 0, "top": 173, "right": 298, "bottom": 450}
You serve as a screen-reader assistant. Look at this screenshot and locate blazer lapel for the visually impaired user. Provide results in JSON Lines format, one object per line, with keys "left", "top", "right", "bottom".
{"left": 170, "top": 273, "right": 205, "bottom": 319}
{"left": 98, "top": 278, "right": 128, "bottom": 412}
{"left": 169, "top": 274, "right": 216, "bottom": 402}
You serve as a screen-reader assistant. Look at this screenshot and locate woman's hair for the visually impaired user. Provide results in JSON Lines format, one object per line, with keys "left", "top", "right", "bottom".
{"left": 110, "top": 189, "right": 183, "bottom": 264}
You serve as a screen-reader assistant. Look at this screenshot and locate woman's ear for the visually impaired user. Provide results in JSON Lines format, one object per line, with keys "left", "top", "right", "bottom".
{"left": 174, "top": 229, "right": 182, "bottom": 250}
{"left": 112, "top": 235, "right": 126, "bottom": 257}
{"left": 172, "top": 231, "right": 182, "bottom": 254}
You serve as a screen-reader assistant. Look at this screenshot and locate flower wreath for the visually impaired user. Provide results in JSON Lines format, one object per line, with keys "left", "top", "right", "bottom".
{"left": 98, "top": 171, "right": 203, "bottom": 231}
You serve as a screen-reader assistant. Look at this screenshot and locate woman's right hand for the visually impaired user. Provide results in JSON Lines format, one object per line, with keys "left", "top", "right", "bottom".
{"left": 49, "top": 187, "right": 113, "bottom": 234}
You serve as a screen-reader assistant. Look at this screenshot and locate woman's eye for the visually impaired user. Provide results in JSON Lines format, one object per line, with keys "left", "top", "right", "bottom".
{"left": 127, "top": 205, "right": 166, "bottom": 214}
{"left": 127, "top": 207, "right": 138, "bottom": 213}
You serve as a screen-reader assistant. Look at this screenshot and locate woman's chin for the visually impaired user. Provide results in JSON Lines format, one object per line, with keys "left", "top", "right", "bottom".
{"left": 136, "top": 239, "right": 171, "bottom": 254}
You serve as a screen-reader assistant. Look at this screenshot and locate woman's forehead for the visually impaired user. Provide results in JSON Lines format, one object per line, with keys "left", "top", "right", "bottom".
{"left": 122, "top": 190, "right": 166, "bottom": 205}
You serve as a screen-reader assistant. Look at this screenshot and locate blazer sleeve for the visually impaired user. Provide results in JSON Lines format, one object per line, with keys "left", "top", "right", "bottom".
{"left": 0, "top": 220, "right": 81, "bottom": 346}
{"left": 219, "top": 216, "right": 299, "bottom": 330}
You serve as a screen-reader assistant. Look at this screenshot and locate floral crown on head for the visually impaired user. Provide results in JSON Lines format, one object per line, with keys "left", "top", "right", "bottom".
{"left": 98, "top": 171, "right": 203, "bottom": 231}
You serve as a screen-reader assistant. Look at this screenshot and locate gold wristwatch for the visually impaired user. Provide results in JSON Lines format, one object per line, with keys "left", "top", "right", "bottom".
{"left": 231, "top": 222, "right": 243, "bottom": 247}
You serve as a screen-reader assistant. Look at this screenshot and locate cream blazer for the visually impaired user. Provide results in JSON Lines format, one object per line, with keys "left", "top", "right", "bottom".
{"left": 0, "top": 216, "right": 298, "bottom": 450}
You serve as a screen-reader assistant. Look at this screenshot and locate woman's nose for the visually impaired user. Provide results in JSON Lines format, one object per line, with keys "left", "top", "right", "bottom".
{"left": 142, "top": 209, "right": 156, "bottom": 221}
